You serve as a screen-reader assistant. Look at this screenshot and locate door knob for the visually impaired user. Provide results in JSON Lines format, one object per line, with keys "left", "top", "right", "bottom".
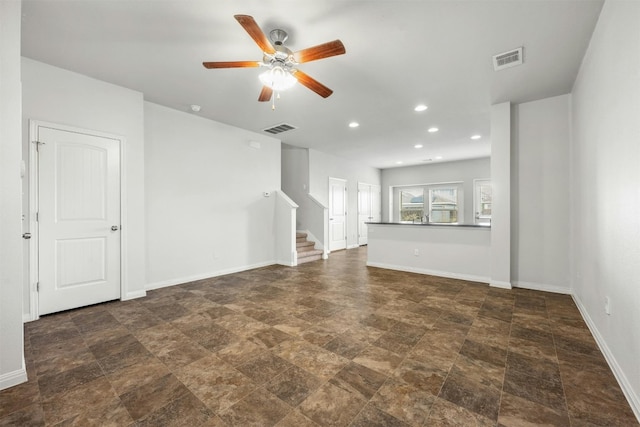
{"left": 111, "top": 225, "right": 119, "bottom": 231}
{"left": 22, "top": 232, "right": 32, "bottom": 239}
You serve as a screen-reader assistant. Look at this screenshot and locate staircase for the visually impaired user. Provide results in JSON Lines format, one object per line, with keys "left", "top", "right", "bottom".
{"left": 296, "top": 232, "right": 323, "bottom": 265}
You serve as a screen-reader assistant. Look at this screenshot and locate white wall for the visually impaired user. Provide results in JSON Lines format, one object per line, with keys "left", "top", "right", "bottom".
{"left": 144, "top": 102, "right": 281, "bottom": 288}
{"left": 367, "top": 224, "right": 491, "bottom": 282}
{"left": 274, "top": 191, "right": 298, "bottom": 266}
{"left": 308, "top": 149, "right": 381, "bottom": 249}
{"left": 511, "top": 95, "right": 571, "bottom": 293}
{"left": 21, "top": 58, "right": 147, "bottom": 312}
{"left": 490, "top": 102, "right": 511, "bottom": 288}
{"left": 282, "top": 144, "right": 310, "bottom": 230}
{"left": 571, "top": 0, "right": 640, "bottom": 417}
{"left": 381, "top": 157, "right": 490, "bottom": 223}
{"left": 0, "top": 0, "right": 26, "bottom": 390}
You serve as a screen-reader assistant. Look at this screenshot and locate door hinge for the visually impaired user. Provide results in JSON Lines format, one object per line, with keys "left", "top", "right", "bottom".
{"left": 33, "top": 140, "right": 45, "bottom": 151}
{"left": 36, "top": 212, "right": 39, "bottom": 222}
{"left": 36, "top": 282, "right": 39, "bottom": 292}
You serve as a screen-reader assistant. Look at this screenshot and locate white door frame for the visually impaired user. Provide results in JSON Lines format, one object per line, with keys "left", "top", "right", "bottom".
{"left": 27, "top": 120, "right": 128, "bottom": 321}
{"left": 358, "top": 182, "right": 381, "bottom": 246}
{"left": 328, "top": 177, "right": 347, "bottom": 252}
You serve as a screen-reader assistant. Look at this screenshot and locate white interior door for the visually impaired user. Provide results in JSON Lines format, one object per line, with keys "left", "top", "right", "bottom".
{"left": 38, "top": 126, "right": 121, "bottom": 315}
{"left": 329, "top": 178, "right": 347, "bottom": 251}
{"left": 358, "top": 183, "right": 381, "bottom": 245}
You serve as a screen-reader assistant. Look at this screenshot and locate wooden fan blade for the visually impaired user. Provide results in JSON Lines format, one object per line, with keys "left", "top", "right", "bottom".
{"left": 293, "top": 40, "right": 346, "bottom": 63}
{"left": 258, "top": 86, "right": 273, "bottom": 102}
{"left": 234, "top": 15, "right": 275, "bottom": 54}
{"left": 202, "top": 61, "right": 260, "bottom": 69}
{"left": 293, "top": 70, "right": 333, "bottom": 98}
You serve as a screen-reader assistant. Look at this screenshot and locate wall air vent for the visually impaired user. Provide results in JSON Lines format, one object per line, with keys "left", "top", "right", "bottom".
{"left": 493, "top": 47, "right": 524, "bottom": 71}
{"left": 263, "top": 123, "right": 297, "bottom": 135}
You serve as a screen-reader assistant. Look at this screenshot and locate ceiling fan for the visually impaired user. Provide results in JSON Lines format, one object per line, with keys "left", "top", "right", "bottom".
{"left": 203, "top": 15, "right": 346, "bottom": 102}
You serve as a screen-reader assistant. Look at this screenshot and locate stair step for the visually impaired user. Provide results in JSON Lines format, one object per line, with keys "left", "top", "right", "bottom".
{"left": 296, "top": 232, "right": 307, "bottom": 239}
{"left": 298, "top": 248, "right": 323, "bottom": 258}
{"left": 296, "top": 240, "right": 315, "bottom": 249}
{"left": 297, "top": 250, "right": 323, "bottom": 264}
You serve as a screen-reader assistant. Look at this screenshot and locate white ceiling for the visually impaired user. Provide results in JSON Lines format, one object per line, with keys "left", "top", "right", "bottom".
{"left": 20, "top": 0, "right": 603, "bottom": 169}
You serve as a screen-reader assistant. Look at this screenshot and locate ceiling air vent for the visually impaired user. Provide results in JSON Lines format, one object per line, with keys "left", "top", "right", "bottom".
{"left": 493, "top": 47, "right": 523, "bottom": 71}
{"left": 263, "top": 123, "right": 297, "bottom": 135}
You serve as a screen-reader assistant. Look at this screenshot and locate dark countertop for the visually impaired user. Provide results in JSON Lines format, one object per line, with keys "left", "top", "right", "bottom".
{"left": 366, "top": 222, "right": 490, "bottom": 228}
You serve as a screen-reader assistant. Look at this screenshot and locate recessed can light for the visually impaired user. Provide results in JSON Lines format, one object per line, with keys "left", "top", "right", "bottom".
{"left": 435, "top": 156, "right": 443, "bottom": 160}
{"left": 414, "top": 144, "right": 423, "bottom": 149}
{"left": 428, "top": 127, "right": 439, "bottom": 133}
{"left": 349, "top": 121, "right": 360, "bottom": 128}
{"left": 395, "top": 161, "right": 403, "bottom": 165}
{"left": 470, "top": 134, "right": 482, "bottom": 140}
{"left": 414, "top": 104, "right": 428, "bottom": 112}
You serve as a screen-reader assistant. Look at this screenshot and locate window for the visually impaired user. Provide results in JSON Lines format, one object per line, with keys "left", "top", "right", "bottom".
{"left": 394, "top": 182, "right": 463, "bottom": 224}
{"left": 474, "top": 179, "right": 492, "bottom": 225}
{"left": 429, "top": 187, "right": 459, "bottom": 223}
{"left": 399, "top": 188, "right": 424, "bottom": 222}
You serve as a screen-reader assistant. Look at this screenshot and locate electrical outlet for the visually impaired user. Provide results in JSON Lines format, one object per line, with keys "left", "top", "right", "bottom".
{"left": 605, "top": 297, "right": 611, "bottom": 315}
{"left": 414, "top": 249, "right": 419, "bottom": 256}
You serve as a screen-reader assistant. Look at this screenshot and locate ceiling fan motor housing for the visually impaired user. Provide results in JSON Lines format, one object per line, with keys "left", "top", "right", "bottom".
{"left": 269, "top": 29, "right": 288, "bottom": 46}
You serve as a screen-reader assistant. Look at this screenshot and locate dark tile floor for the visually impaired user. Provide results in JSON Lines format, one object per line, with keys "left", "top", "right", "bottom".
{"left": 1, "top": 247, "right": 637, "bottom": 426}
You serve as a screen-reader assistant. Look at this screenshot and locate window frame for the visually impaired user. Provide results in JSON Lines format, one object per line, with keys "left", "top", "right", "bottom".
{"left": 393, "top": 181, "right": 464, "bottom": 224}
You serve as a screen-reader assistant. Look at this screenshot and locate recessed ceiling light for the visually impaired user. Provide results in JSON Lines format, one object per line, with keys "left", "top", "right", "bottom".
{"left": 349, "top": 121, "right": 359, "bottom": 128}
{"left": 470, "top": 134, "right": 482, "bottom": 140}
{"left": 422, "top": 159, "right": 433, "bottom": 162}
{"left": 414, "top": 104, "right": 428, "bottom": 112}
{"left": 428, "top": 127, "right": 439, "bottom": 133}
{"left": 395, "top": 161, "right": 403, "bottom": 165}
{"left": 435, "top": 156, "right": 443, "bottom": 160}
{"left": 190, "top": 104, "right": 201, "bottom": 113}
{"left": 414, "top": 144, "right": 423, "bottom": 149}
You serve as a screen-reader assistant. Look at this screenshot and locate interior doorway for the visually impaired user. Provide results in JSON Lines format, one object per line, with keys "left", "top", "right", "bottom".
{"left": 29, "top": 122, "right": 123, "bottom": 316}
{"left": 358, "top": 182, "right": 381, "bottom": 245}
{"left": 328, "top": 177, "right": 347, "bottom": 251}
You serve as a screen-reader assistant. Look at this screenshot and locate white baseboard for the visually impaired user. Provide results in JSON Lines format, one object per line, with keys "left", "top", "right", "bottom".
{"left": 512, "top": 280, "right": 571, "bottom": 295}
{"left": 0, "top": 365, "right": 27, "bottom": 391}
{"left": 23, "top": 312, "right": 36, "bottom": 323}
{"left": 490, "top": 280, "right": 513, "bottom": 289}
{"left": 572, "top": 294, "right": 640, "bottom": 422}
{"left": 347, "top": 244, "right": 360, "bottom": 249}
{"left": 122, "top": 290, "right": 147, "bottom": 301}
{"left": 145, "top": 260, "right": 276, "bottom": 291}
{"left": 366, "top": 261, "right": 490, "bottom": 284}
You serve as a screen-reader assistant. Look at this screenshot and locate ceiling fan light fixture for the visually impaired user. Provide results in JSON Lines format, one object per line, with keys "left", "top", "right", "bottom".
{"left": 259, "top": 65, "right": 297, "bottom": 91}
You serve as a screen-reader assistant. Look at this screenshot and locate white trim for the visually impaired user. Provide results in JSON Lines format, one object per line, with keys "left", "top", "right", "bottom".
{"left": 27, "top": 120, "right": 40, "bottom": 322}
{"left": 367, "top": 261, "right": 490, "bottom": 284}
{"left": 0, "top": 365, "right": 27, "bottom": 391}
{"left": 347, "top": 244, "right": 360, "bottom": 249}
{"left": 489, "top": 280, "right": 512, "bottom": 289}
{"left": 573, "top": 294, "right": 640, "bottom": 421}
{"left": 122, "top": 290, "right": 146, "bottom": 301}
{"left": 512, "top": 280, "right": 571, "bottom": 295}
{"left": 27, "top": 121, "right": 128, "bottom": 319}
{"left": 145, "top": 260, "right": 277, "bottom": 291}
